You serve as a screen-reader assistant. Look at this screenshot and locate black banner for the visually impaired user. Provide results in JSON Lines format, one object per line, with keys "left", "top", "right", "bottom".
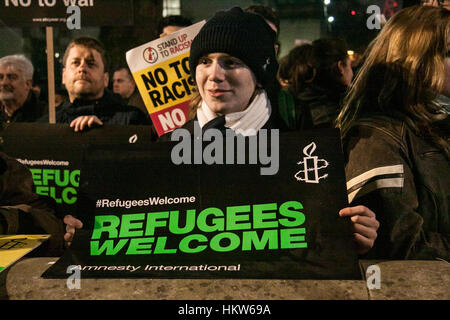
{"left": 0, "top": 122, "right": 153, "bottom": 218}
{"left": 42, "top": 128, "right": 361, "bottom": 279}
{"left": 0, "top": 0, "right": 133, "bottom": 26}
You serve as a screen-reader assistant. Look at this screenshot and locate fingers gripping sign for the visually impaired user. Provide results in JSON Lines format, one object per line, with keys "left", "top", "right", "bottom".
{"left": 64, "top": 215, "right": 83, "bottom": 247}
{"left": 339, "top": 205, "right": 380, "bottom": 255}
{"left": 69, "top": 115, "right": 103, "bottom": 132}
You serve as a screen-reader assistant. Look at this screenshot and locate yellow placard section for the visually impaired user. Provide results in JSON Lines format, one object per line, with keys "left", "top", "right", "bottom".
{"left": 133, "top": 52, "right": 195, "bottom": 114}
{"left": 0, "top": 235, "right": 50, "bottom": 272}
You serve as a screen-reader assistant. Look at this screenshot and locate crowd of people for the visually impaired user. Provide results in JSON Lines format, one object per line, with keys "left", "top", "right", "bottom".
{"left": 0, "top": 3, "right": 448, "bottom": 262}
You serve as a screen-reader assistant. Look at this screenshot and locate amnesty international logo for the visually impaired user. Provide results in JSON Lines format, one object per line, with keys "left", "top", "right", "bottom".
{"left": 294, "top": 142, "right": 329, "bottom": 184}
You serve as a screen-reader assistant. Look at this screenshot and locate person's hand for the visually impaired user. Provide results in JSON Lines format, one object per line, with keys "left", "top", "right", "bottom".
{"left": 64, "top": 215, "right": 83, "bottom": 247}
{"left": 70, "top": 115, "right": 103, "bottom": 132}
{"left": 339, "top": 205, "right": 379, "bottom": 255}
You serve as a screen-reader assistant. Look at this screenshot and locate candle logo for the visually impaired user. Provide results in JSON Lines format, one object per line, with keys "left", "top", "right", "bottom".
{"left": 294, "top": 142, "right": 329, "bottom": 183}
{"left": 129, "top": 134, "right": 138, "bottom": 144}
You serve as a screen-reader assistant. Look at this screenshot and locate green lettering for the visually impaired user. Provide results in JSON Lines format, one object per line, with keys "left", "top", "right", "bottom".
{"left": 119, "top": 213, "right": 145, "bottom": 238}
{"left": 168, "top": 210, "right": 196, "bottom": 234}
{"left": 280, "top": 228, "right": 307, "bottom": 249}
{"left": 279, "top": 201, "right": 305, "bottom": 227}
{"left": 242, "top": 229, "right": 278, "bottom": 251}
{"left": 30, "top": 169, "right": 42, "bottom": 185}
{"left": 55, "top": 170, "right": 69, "bottom": 187}
{"left": 49, "top": 187, "right": 62, "bottom": 204}
{"left": 210, "top": 232, "right": 240, "bottom": 252}
{"left": 35, "top": 186, "right": 49, "bottom": 196}
{"left": 226, "top": 205, "right": 251, "bottom": 231}
{"left": 70, "top": 170, "right": 80, "bottom": 187}
{"left": 197, "top": 207, "right": 224, "bottom": 232}
{"left": 91, "top": 215, "right": 120, "bottom": 239}
{"left": 42, "top": 169, "right": 54, "bottom": 185}
{"left": 179, "top": 234, "right": 207, "bottom": 253}
{"left": 61, "top": 187, "right": 77, "bottom": 205}
{"left": 153, "top": 236, "right": 177, "bottom": 254}
{"left": 252, "top": 203, "right": 278, "bottom": 229}
{"left": 145, "top": 212, "right": 169, "bottom": 236}
{"left": 90, "top": 239, "right": 128, "bottom": 255}
{"left": 126, "top": 237, "right": 154, "bottom": 255}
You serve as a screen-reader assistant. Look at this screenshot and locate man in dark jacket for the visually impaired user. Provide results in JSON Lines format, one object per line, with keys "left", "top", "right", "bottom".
{"left": 0, "top": 55, "right": 46, "bottom": 125}
{"left": 39, "top": 37, "right": 150, "bottom": 131}
{"left": 112, "top": 66, "right": 147, "bottom": 115}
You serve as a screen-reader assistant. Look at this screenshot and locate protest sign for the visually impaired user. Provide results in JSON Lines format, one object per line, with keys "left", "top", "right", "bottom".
{"left": 43, "top": 128, "right": 361, "bottom": 280}
{"left": 0, "top": 235, "right": 50, "bottom": 272}
{"left": 0, "top": 123, "right": 154, "bottom": 218}
{"left": 126, "top": 21, "right": 206, "bottom": 137}
{"left": 0, "top": 0, "right": 133, "bottom": 26}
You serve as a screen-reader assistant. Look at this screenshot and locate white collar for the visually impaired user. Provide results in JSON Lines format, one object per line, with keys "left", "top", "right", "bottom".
{"left": 196, "top": 90, "right": 271, "bottom": 136}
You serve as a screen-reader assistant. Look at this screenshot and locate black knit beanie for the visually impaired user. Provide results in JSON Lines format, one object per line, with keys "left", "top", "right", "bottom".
{"left": 189, "top": 6, "right": 278, "bottom": 87}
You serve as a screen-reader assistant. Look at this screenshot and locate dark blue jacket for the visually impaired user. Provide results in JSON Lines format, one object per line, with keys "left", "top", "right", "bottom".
{"left": 39, "top": 89, "right": 150, "bottom": 125}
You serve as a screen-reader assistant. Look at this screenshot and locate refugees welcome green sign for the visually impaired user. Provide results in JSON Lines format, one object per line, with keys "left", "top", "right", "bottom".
{"left": 43, "top": 129, "right": 361, "bottom": 280}
{"left": 90, "top": 201, "right": 307, "bottom": 256}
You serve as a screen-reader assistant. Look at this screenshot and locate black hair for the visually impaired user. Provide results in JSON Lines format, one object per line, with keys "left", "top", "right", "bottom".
{"left": 245, "top": 5, "right": 280, "bottom": 36}
{"left": 157, "top": 15, "right": 193, "bottom": 34}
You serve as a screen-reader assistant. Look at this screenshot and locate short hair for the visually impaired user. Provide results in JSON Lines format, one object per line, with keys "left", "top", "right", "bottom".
{"left": 158, "top": 15, "right": 193, "bottom": 34}
{"left": 245, "top": 5, "right": 280, "bottom": 36}
{"left": 0, "top": 54, "right": 34, "bottom": 81}
{"left": 113, "top": 66, "right": 133, "bottom": 80}
{"left": 62, "top": 37, "right": 108, "bottom": 72}
{"left": 114, "top": 66, "right": 132, "bottom": 76}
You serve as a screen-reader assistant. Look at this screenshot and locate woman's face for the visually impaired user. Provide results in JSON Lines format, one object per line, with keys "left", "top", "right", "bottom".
{"left": 195, "top": 53, "right": 258, "bottom": 115}
{"left": 339, "top": 57, "right": 354, "bottom": 87}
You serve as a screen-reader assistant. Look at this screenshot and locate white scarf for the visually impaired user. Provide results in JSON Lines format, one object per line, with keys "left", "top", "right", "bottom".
{"left": 196, "top": 90, "right": 271, "bottom": 136}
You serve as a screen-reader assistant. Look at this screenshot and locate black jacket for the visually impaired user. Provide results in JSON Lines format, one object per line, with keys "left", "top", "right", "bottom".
{"left": 344, "top": 115, "right": 449, "bottom": 260}
{"left": 0, "top": 90, "right": 46, "bottom": 126}
{"left": 39, "top": 89, "right": 150, "bottom": 125}
{"left": 292, "top": 83, "right": 346, "bottom": 130}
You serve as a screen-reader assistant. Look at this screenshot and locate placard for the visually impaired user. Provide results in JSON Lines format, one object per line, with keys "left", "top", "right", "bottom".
{"left": 126, "top": 21, "right": 206, "bottom": 136}
{"left": 43, "top": 128, "right": 361, "bottom": 279}
{"left": 0, "top": 235, "right": 50, "bottom": 272}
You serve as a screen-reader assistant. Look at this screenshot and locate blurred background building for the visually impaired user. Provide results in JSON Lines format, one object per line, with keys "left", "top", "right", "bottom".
{"left": 0, "top": 0, "right": 421, "bottom": 102}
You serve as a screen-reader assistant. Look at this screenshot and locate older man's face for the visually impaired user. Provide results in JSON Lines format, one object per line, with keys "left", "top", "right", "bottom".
{"left": 62, "top": 45, "right": 108, "bottom": 102}
{"left": 0, "top": 65, "right": 31, "bottom": 105}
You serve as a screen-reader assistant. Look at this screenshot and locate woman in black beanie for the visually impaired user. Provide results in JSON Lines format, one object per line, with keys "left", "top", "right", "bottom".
{"left": 164, "top": 6, "right": 379, "bottom": 256}
{"left": 182, "top": 6, "right": 283, "bottom": 134}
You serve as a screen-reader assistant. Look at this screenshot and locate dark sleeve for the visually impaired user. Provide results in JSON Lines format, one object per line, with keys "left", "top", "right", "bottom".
{"left": 128, "top": 109, "right": 152, "bottom": 125}
{"left": 344, "top": 126, "right": 449, "bottom": 260}
{"left": 0, "top": 153, "right": 64, "bottom": 255}
{"left": 36, "top": 107, "right": 67, "bottom": 124}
